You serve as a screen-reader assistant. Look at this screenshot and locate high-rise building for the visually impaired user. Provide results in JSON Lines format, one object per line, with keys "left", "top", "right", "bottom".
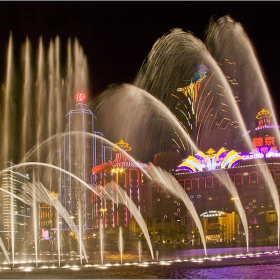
{"left": 59, "top": 92, "right": 112, "bottom": 232}
{"left": 0, "top": 162, "right": 31, "bottom": 251}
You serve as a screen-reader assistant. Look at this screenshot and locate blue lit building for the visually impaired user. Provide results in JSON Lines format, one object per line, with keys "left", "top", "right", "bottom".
{"left": 59, "top": 92, "right": 112, "bottom": 232}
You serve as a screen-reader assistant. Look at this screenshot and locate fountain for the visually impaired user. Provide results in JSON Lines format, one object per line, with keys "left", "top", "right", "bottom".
{"left": 99, "top": 220, "right": 104, "bottom": 265}
{"left": 118, "top": 226, "right": 124, "bottom": 264}
{"left": 212, "top": 170, "right": 249, "bottom": 252}
{"left": 0, "top": 14, "right": 279, "bottom": 277}
{"left": 0, "top": 159, "right": 156, "bottom": 265}
{"left": 205, "top": 15, "right": 280, "bottom": 250}
{"left": 131, "top": 16, "right": 279, "bottom": 251}
{"left": 138, "top": 240, "right": 142, "bottom": 263}
{"left": 0, "top": 237, "right": 10, "bottom": 266}
{"left": 32, "top": 172, "right": 38, "bottom": 267}
{"left": 147, "top": 163, "right": 208, "bottom": 257}
{"left": 93, "top": 83, "right": 250, "bottom": 254}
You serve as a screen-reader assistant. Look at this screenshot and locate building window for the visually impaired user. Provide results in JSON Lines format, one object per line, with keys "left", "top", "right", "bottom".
{"left": 243, "top": 172, "right": 249, "bottom": 185}
{"left": 275, "top": 170, "right": 280, "bottom": 184}
{"left": 267, "top": 212, "right": 276, "bottom": 223}
{"left": 208, "top": 228, "right": 219, "bottom": 235}
{"left": 208, "top": 217, "right": 218, "bottom": 223}
{"left": 192, "top": 179, "right": 199, "bottom": 190}
{"left": 206, "top": 177, "right": 213, "bottom": 188}
{"left": 258, "top": 172, "right": 265, "bottom": 184}
{"left": 199, "top": 178, "right": 205, "bottom": 189}
{"left": 250, "top": 172, "right": 258, "bottom": 184}
{"left": 186, "top": 180, "right": 191, "bottom": 190}
{"left": 235, "top": 174, "right": 242, "bottom": 186}
{"left": 213, "top": 177, "right": 220, "bottom": 188}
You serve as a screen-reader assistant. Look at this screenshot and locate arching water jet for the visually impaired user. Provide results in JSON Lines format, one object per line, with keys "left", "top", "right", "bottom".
{"left": 213, "top": 170, "right": 249, "bottom": 252}
{"left": 205, "top": 16, "right": 280, "bottom": 250}
{"left": 147, "top": 163, "right": 208, "bottom": 257}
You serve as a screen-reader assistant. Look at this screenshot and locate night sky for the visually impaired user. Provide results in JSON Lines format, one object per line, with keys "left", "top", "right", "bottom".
{"left": 0, "top": 2, "right": 280, "bottom": 103}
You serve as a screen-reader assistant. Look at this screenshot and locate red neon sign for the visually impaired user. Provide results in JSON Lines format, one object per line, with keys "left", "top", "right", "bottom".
{"left": 75, "top": 92, "right": 87, "bottom": 102}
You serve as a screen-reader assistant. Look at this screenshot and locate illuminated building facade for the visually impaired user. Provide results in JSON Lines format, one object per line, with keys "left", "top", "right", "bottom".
{"left": 0, "top": 162, "right": 31, "bottom": 251}
{"left": 173, "top": 109, "right": 280, "bottom": 245}
{"left": 57, "top": 92, "right": 112, "bottom": 232}
{"left": 34, "top": 92, "right": 113, "bottom": 251}
{"left": 91, "top": 140, "right": 151, "bottom": 234}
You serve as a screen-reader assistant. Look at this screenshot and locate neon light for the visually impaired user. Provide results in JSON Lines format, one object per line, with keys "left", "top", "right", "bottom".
{"left": 113, "top": 139, "right": 132, "bottom": 152}
{"left": 200, "top": 210, "right": 225, "bottom": 218}
{"left": 75, "top": 92, "right": 87, "bottom": 102}
{"left": 256, "top": 109, "right": 272, "bottom": 120}
{"left": 255, "top": 125, "right": 280, "bottom": 131}
{"left": 216, "top": 147, "right": 227, "bottom": 159}
{"left": 266, "top": 151, "right": 280, "bottom": 158}
{"left": 228, "top": 155, "right": 243, "bottom": 168}
{"left": 177, "top": 162, "right": 196, "bottom": 172}
{"left": 221, "top": 150, "right": 239, "bottom": 168}
{"left": 177, "top": 148, "right": 242, "bottom": 172}
{"left": 178, "top": 162, "right": 195, "bottom": 171}
{"left": 242, "top": 152, "right": 264, "bottom": 160}
{"left": 221, "top": 152, "right": 240, "bottom": 169}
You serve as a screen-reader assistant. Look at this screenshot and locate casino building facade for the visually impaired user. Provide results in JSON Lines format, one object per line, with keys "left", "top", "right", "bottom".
{"left": 171, "top": 109, "right": 280, "bottom": 245}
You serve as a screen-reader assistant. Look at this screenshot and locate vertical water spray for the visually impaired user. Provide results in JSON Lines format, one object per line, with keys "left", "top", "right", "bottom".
{"left": 78, "top": 201, "right": 83, "bottom": 266}
{"left": 21, "top": 38, "right": 32, "bottom": 161}
{"left": 205, "top": 16, "right": 280, "bottom": 250}
{"left": 1, "top": 33, "right": 14, "bottom": 162}
{"left": 155, "top": 249, "right": 159, "bottom": 262}
{"left": 113, "top": 184, "right": 155, "bottom": 260}
{"left": 10, "top": 178, "right": 14, "bottom": 267}
{"left": 118, "top": 226, "right": 123, "bottom": 264}
{"left": 47, "top": 40, "right": 55, "bottom": 141}
{"left": 213, "top": 170, "right": 249, "bottom": 252}
{"left": 54, "top": 37, "right": 63, "bottom": 136}
{"left": 147, "top": 163, "right": 208, "bottom": 257}
{"left": 35, "top": 37, "right": 46, "bottom": 163}
{"left": 32, "top": 170, "right": 38, "bottom": 267}
{"left": 0, "top": 32, "right": 95, "bottom": 265}
{"left": 133, "top": 26, "right": 276, "bottom": 253}
{"left": 138, "top": 240, "right": 142, "bottom": 263}
{"left": 0, "top": 237, "right": 11, "bottom": 265}
{"left": 57, "top": 207, "right": 61, "bottom": 266}
{"left": 99, "top": 219, "right": 104, "bottom": 265}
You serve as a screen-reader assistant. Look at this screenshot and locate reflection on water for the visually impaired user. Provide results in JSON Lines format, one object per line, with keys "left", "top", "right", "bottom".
{"left": 167, "top": 264, "right": 279, "bottom": 279}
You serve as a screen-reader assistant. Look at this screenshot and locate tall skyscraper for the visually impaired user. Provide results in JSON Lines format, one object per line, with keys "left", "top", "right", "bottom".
{"left": 59, "top": 92, "right": 112, "bottom": 232}
{"left": 0, "top": 162, "right": 31, "bottom": 251}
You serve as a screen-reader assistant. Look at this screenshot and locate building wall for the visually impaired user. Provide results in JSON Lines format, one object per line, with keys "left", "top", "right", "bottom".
{"left": 91, "top": 168, "right": 148, "bottom": 232}
{"left": 0, "top": 162, "right": 31, "bottom": 251}
{"left": 174, "top": 160, "right": 280, "bottom": 244}
{"left": 60, "top": 103, "right": 112, "bottom": 232}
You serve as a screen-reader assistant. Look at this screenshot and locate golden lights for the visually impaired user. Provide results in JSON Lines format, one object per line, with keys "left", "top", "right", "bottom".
{"left": 256, "top": 109, "right": 272, "bottom": 120}
{"left": 112, "top": 139, "right": 132, "bottom": 152}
